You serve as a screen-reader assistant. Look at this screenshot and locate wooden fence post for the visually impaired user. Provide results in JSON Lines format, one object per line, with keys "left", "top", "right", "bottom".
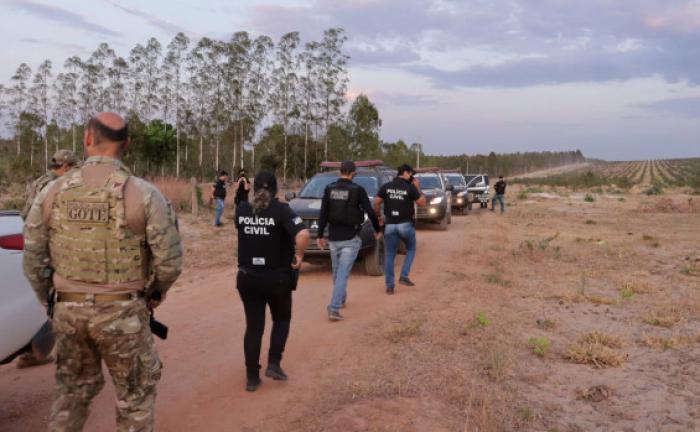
{"left": 191, "top": 177, "right": 198, "bottom": 217}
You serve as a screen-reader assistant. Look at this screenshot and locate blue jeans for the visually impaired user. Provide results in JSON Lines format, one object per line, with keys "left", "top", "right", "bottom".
{"left": 384, "top": 222, "right": 417, "bottom": 288}
{"left": 492, "top": 194, "right": 505, "bottom": 213}
{"left": 214, "top": 198, "right": 225, "bottom": 225}
{"left": 328, "top": 236, "right": 362, "bottom": 312}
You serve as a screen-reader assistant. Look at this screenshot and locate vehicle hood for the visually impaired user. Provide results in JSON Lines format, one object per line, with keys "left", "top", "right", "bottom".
{"left": 422, "top": 189, "right": 444, "bottom": 198}
{"left": 288, "top": 198, "right": 322, "bottom": 219}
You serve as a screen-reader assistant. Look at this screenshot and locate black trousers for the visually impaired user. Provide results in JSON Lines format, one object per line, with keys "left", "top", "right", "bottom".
{"left": 236, "top": 270, "right": 293, "bottom": 374}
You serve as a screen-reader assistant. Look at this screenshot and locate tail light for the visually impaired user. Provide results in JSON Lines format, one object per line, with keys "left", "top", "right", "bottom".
{"left": 0, "top": 234, "right": 24, "bottom": 250}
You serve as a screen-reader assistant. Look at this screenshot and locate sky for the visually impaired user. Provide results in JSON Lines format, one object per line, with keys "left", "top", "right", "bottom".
{"left": 1, "top": 0, "right": 699, "bottom": 160}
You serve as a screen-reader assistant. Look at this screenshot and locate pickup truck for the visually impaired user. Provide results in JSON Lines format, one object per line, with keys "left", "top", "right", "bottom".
{"left": 464, "top": 174, "right": 490, "bottom": 209}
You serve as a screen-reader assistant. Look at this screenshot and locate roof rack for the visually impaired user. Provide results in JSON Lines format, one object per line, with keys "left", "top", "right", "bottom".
{"left": 320, "top": 160, "right": 385, "bottom": 169}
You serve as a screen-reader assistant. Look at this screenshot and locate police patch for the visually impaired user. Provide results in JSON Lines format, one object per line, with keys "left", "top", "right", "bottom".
{"left": 66, "top": 201, "right": 109, "bottom": 223}
{"left": 330, "top": 190, "right": 350, "bottom": 200}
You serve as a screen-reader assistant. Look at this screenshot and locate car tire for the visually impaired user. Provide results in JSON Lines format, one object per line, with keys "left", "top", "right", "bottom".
{"left": 364, "top": 238, "right": 385, "bottom": 276}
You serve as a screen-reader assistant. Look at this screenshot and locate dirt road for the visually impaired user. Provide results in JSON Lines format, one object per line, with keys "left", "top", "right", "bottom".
{"left": 0, "top": 215, "right": 464, "bottom": 431}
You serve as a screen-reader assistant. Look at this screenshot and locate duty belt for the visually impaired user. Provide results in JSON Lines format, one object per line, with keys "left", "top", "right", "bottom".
{"left": 57, "top": 292, "right": 140, "bottom": 303}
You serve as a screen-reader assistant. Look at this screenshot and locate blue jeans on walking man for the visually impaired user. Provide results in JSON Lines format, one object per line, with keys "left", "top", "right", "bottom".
{"left": 214, "top": 198, "right": 225, "bottom": 226}
{"left": 383, "top": 222, "right": 417, "bottom": 289}
{"left": 328, "top": 236, "right": 362, "bottom": 313}
{"left": 491, "top": 194, "right": 505, "bottom": 213}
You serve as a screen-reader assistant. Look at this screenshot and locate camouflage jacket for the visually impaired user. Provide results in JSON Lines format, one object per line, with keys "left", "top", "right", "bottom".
{"left": 20, "top": 171, "right": 58, "bottom": 220}
{"left": 23, "top": 156, "right": 184, "bottom": 306}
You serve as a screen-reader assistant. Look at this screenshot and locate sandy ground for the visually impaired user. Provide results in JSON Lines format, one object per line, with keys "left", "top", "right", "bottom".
{"left": 2, "top": 190, "right": 699, "bottom": 431}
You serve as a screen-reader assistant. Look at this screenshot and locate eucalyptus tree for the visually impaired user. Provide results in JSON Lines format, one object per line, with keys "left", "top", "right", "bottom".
{"left": 269, "top": 32, "right": 300, "bottom": 182}
{"left": 164, "top": 32, "right": 190, "bottom": 177}
{"left": 186, "top": 37, "right": 217, "bottom": 175}
{"left": 30, "top": 60, "right": 53, "bottom": 170}
{"left": 10, "top": 63, "right": 32, "bottom": 156}
{"left": 53, "top": 71, "right": 79, "bottom": 151}
{"left": 107, "top": 56, "right": 129, "bottom": 113}
{"left": 224, "top": 31, "right": 252, "bottom": 173}
{"left": 298, "top": 41, "right": 319, "bottom": 177}
{"left": 128, "top": 43, "right": 146, "bottom": 115}
{"left": 141, "top": 38, "right": 163, "bottom": 121}
{"left": 315, "top": 28, "right": 349, "bottom": 161}
{"left": 89, "top": 43, "right": 115, "bottom": 112}
{"left": 243, "top": 35, "right": 273, "bottom": 173}
{"left": 348, "top": 94, "right": 381, "bottom": 159}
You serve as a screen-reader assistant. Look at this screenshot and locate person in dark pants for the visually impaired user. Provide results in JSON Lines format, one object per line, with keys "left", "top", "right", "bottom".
{"left": 491, "top": 176, "right": 507, "bottom": 213}
{"left": 235, "top": 168, "right": 251, "bottom": 205}
{"left": 374, "top": 164, "right": 427, "bottom": 294}
{"left": 212, "top": 170, "right": 229, "bottom": 226}
{"left": 317, "top": 161, "right": 382, "bottom": 321}
{"left": 235, "top": 171, "right": 310, "bottom": 392}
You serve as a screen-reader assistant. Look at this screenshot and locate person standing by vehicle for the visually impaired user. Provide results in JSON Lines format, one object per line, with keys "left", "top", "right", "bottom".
{"left": 491, "top": 176, "right": 507, "bottom": 213}
{"left": 212, "top": 170, "right": 229, "bottom": 226}
{"left": 374, "top": 164, "right": 426, "bottom": 294}
{"left": 23, "top": 112, "right": 183, "bottom": 431}
{"left": 235, "top": 168, "right": 251, "bottom": 205}
{"left": 235, "top": 171, "right": 310, "bottom": 392}
{"left": 21, "top": 149, "right": 79, "bottom": 220}
{"left": 316, "top": 161, "right": 382, "bottom": 322}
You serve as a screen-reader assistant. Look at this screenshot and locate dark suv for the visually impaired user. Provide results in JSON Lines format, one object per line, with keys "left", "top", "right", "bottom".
{"left": 440, "top": 171, "right": 468, "bottom": 213}
{"left": 414, "top": 170, "right": 453, "bottom": 230}
{"left": 285, "top": 161, "right": 393, "bottom": 276}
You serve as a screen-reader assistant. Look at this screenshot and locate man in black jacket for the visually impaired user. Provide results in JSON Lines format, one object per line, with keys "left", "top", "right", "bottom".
{"left": 317, "top": 161, "right": 382, "bottom": 321}
{"left": 491, "top": 176, "right": 507, "bottom": 213}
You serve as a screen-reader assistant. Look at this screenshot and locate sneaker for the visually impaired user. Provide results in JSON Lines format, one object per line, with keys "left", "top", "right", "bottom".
{"left": 399, "top": 276, "right": 415, "bottom": 287}
{"left": 16, "top": 354, "right": 53, "bottom": 369}
{"left": 265, "top": 363, "right": 288, "bottom": 381}
{"left": 386, "top": 286, "right": 395, "bottom": 295}
{"left": 246, "top": 376, "right": 262, "bottom": 392}
{"left": 328, "top": 310, "right": 344, "bottom": 321}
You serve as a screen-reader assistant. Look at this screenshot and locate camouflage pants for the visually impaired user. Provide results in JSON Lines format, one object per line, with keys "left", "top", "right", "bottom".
{"left": 49, "top": 298, "right": 161, "bottom": 432}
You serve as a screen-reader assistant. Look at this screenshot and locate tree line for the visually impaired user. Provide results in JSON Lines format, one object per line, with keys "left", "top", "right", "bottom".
{"left": 0, "top": 27, "right": 586, "bottom": 184}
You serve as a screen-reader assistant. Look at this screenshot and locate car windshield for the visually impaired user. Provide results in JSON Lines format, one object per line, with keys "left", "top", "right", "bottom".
{"left": 467, "top": 176, "right": 483, "bottom": 187}
{"left": 416, "top": 174, "right": 441, "bottom": 189}
{"left": 298, "top": 175, "right": 379, "bottom": 198}
{"left": 445, "top": 174, "right": 466, "bottom": 187}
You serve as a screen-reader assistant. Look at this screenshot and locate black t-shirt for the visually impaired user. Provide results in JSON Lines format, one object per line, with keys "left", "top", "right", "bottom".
{"left": 495, "top": 180, "right": 506, "bottom": 195}
{"left": 235, "top": 177, "right": 250, "bottom": 203}
{"left": 213, "top": 179, "right": 227, "bottom": 199}
{"left": 317, "top": 178, "right": 381, "bottom": 241}
{"left": 377, "top": 177, "right": 421, "bottom": 224}
{"left": 235, "top": 198, "right": 305, "bottom": 271}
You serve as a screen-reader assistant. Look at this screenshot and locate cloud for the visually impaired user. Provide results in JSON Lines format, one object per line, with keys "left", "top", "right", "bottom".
{"left": 7, "top": 0, "right": 121, "bottom": 37}
{"left": 104, "top": 1, "right": 192, "bottom": 37}
{"left": 639, "top": 97, "right": 700, "bottom": 118}
{"left": 19, "top": 37, "right": 88, "bottom": 54}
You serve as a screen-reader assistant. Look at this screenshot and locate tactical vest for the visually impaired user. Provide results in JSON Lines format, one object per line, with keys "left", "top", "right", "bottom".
{"left": 237, "top": 200, "right": 294, "bottom": 271}
{"left": 327, "top": 181, "right": 363, "bottom": 227}
{"left": 49, "top": 167, "right": 147, "bottom": 285}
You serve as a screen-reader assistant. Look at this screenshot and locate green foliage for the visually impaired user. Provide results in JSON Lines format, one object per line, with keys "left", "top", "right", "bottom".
{"left": 644, "top": 184, "right": 664, "bottom": 195}
{"left": 474, "top": 311, "right": 490, "bottom": 327}
{"left": 528, "top": 337, "right": 551, "bottom": 357}
{"left": 584, "top": 193, "right": 595, "bottom": 202}
{"left": 514, "top": 170, "right": 631, "bottom": 190}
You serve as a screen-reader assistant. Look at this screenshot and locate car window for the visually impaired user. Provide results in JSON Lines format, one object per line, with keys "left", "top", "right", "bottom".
{"left": 464, "top": 175, "right": 477, "bottom": 185}
{"left": 298, "top": 174, "right": 379, "bottom": 198}
{"left": 445, "top": 174, "right": 466, "bottom": 187}
{"left": 466, "top": 176, "right": 483, "bottom": 187}
{"left": 415, "top": 174, "right": 442, "bottom": 189}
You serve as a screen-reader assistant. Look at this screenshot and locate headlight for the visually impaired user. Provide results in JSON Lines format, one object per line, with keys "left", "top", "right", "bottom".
{"left": 430, "top": 196, "right": 443, "bottom": 205}
{"left": 456, "top": 198, "right": 463, "bottom": 204}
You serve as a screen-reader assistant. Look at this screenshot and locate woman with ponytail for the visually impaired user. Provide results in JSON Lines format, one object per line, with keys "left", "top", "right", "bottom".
{"left": 234, "top": 171, "right": 310, "bottom": 392}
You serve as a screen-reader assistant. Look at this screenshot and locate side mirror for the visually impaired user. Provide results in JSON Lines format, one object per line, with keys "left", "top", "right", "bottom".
{"left": 284, "top": 191, "right": 296, "bottom": 202}
{"left": 446, "top": 185, "right": 455, "bottom": 192}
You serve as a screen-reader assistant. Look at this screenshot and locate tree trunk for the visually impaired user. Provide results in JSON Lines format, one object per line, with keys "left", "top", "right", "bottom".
{"left": 198, "top": 133, "right": 203, "bottom": 179}
{"left": 283, "top": 132, "right": 288, "bottom": 184}
{"left": 231, "top": 122, "right": 236, "bottom": 175}
{"left": 304, "top": 122, "right": 308, "bottom": 180}
{"left": 176, "top": 127, "right": 180, "bottom": 178}
{"left": 190, "top": 177, "right": 199, "bottom": 217}
{"left": 215, "top": 135, "right": 220, "bottom": 172}
{"left": 44, "top": 128, "right": 49, "bottom": 171}
{"left": 72, "top": 124, "right": 76, "bottom": 152}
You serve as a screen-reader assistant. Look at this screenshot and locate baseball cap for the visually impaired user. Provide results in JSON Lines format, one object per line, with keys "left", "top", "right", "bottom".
{"left": 50, "top": 149, "right": 79, "bottom": 169}
{"left": 254, "top": 171, "right": 278, "bottom": 194}
{"left": 340, "top": 160, "right": 356, "bottom": 174}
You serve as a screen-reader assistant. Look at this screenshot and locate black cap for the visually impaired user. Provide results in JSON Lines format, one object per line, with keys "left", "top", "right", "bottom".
{"left": 254, "top": 171, "right": 278, "bottom": 194}
{"left": 340, "top": 160, "right": 356, "bottom": 174}
{"left": 397, "top": 164, "right": 414, "bottom": 175}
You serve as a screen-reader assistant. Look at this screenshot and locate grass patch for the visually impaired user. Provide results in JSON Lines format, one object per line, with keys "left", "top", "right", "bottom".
{"left": 536, "top": 318, "right": 556, "bottom": 330}
{"left": 638, "top": 334, "right": 700, "bottom": 350}
{"left": 644, "top": 184, "right": 664, "bottom": 195}
{"left": 642, "top": 308, "right": 685, "bottom": 328}
{"left": 619, "top": 286, "right": 635, "bottom": 300}
{"left": 385, "top": 319, "right": 424, "bottom": 343}
{"left": 566, "top": 332, "right": 626, "bottom": 368}
{"left": 484, "top": 272, "right": 512, "bottom": 287}
{"left": 584, "top": 193, "right": 595, "bottom": 202}
{"left": 484, "top": 347, "right": 508, "bottom": 382}
{"left": 528, "top": 337, "right": 551, "bottom": 357}
{"left": 577, "top": 385, "right": 613, "bottom": 403}
{"left": 474, "top": 311, "right": 490, "bottom": 327}
{"left": 585, "top": 219, "right": 596, "bottom": 225}
{"left": 517, "top": 190, "right": 528, "bottom": 200}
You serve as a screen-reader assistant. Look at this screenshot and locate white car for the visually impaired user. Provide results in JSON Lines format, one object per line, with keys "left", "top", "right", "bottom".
{"left": 0, "top": 210, "right": 53, "bottom": 364}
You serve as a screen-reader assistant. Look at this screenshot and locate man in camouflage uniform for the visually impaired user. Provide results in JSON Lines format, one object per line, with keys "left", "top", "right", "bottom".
{"left": 21, "top": 149, "right": 80, "bottom": 220}
{"left": 23, "top": 112, "right": 183, "bottom": 432}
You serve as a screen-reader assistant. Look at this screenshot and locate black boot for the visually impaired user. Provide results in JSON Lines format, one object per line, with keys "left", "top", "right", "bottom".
{"left": 265, "top": 362, "right": 288, "bottom": 381}
{"left": 246, "top": 367, "right": 262, "bottom": 392}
